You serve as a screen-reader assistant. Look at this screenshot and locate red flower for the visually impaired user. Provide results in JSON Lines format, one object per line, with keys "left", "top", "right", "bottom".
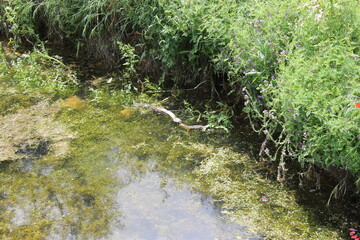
{"left": 356, "top": 103, "right": 360, "bottom": 108}
{"left": 260, "top": 196, "right": 269, "bottom": 202}
{"left": 351, "top": 231, "right": 357, "bottom": 236}
{"left": 351, "top": 235, "right": 359, "bottom": 239}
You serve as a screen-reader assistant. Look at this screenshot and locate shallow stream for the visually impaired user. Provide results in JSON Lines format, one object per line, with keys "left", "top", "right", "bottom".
{"left": 0, "top": 45, "right": 357, "bottom": 239}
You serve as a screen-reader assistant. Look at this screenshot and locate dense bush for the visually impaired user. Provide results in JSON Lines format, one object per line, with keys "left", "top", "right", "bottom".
{"left": 0, "top": 44, "right": 78, "bottom": 97}
{"left": 0, "top": 0, "right": 38, "bottom": 45}
{"left": 0, "top": 0, "right": 359, "bottom": 189}
{"left": 240, "top": 1, "right": 360, "bottom": 185}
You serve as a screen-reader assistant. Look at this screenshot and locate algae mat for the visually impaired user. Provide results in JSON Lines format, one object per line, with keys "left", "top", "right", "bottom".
{"left": 0, "top": 92, "right": 345, "bottom": 239}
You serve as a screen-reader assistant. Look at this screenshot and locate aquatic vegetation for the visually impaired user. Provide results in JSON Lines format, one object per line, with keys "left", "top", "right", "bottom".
{"left": 0, "top": 46, "right": 353, "bottom": 239}
{"left": 119, "top": 107, "right": 133, "bottom": 117}
{"left": 0, "top": 99, "right": 119, "bottom": 239}
{"left": 57, "top": 102, "right": 346, "bottom": 239}
{"left": 0, "top": 100, "right": 74, "bottom": 162}
{"left": 192, "top": 144, "right": 343, "bottom": 239}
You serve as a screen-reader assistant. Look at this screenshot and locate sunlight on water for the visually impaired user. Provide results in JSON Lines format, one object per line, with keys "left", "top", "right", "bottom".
{"left": 109, "top": 164, "right": 256, "bottom": 240}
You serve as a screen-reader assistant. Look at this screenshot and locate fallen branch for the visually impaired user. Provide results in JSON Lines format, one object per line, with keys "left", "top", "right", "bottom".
{"left": 133, "top": 102, "right": 208, "bottom": 130}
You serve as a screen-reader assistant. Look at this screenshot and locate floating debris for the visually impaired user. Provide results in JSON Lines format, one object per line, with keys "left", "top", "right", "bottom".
{"left": 62, "top": 96, "right": 86, "bottom": 109}
{"left": 119, "top": 108, "right": 133, "bottom": 117}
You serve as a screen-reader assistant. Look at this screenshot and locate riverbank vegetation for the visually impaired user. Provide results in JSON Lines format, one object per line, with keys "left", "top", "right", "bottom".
{"left": 1, "top": 0, "right": 359, "bottom": 215}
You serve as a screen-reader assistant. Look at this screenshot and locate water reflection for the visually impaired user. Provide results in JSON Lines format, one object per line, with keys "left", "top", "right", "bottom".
{"left": 110, "top": 166, "right": 257, "bottom": 240}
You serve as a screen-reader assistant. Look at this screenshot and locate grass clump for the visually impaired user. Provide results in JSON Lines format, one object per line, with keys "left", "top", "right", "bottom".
{"left": 0, "top": 44, "right": 78, "bottom": 98}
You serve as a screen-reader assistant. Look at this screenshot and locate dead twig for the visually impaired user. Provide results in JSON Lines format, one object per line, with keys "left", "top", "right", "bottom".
{"left": 133, "top": 102, "right": 208, "bottom": 130}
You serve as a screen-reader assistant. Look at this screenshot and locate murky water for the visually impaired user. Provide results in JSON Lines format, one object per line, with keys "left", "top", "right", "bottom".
{"left": 0, "top": 96, "right": 257, "bottom": 239}
{"left": 0, "top": 80, "right": 353, "bottom": 239}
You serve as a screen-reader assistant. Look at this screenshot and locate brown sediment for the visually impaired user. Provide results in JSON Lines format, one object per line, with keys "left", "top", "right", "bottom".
{"left": 119, "top": 108, "right": 133, "bottom": 117}
{"left": 62, "top": 96, "right": 87, "bottom": 109}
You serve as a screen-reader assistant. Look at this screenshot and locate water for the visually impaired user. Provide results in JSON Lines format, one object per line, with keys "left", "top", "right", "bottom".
{"left": 0, "top": 90, "right": 351, "bottom": 239}
{"left": 0, "top": 99, "right": 256, "bottom": 239}
{"left": 110, "top": 164, "right": 256, "bottom": 240}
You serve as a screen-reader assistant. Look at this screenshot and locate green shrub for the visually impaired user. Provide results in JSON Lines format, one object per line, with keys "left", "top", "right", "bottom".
{"left": 243, "top": 0, "right": 360, "bottom": 183}
{"left": 246, "top": 45, "right": 360, "bottom": 171}
{"left": 0, "top": 0, "right": 38, "bottom": 46}
{"left": 0, "top": 46, "right": 78, "bottom": 97}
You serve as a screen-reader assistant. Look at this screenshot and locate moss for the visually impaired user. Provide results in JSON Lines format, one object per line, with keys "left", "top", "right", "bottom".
{"left": 193, "top": 147, "right": 343, "bottom": 239}
{"left": 0, "top": 83, "right": 43, "bottom": 115}
{"left": 57, "top": 100, "right": 345, "bottom": 239}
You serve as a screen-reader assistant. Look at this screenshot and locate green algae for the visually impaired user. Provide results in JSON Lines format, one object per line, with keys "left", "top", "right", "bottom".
{"left": 0, "top": 86, "right": 42, "bottom": 116}
{"left": 193, "top": 148, "right": 343, "bottom": 239}
{"left": 0, "top": 104, "right": 120, "bottom": 239}
{"left": 0, "top": 47, "right": 348, "bottom": 239}
{"left": 54, "top": 101, "right": 344, "bottom": 239}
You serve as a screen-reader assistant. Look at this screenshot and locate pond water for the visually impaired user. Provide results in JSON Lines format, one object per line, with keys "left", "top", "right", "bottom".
{"left": 0, "top": 48, "right": 356, "bottom": 239}
{"left": 0, "top": 97, "right": 259, "bottom": 239}
{"left": 109, "top": 162, "right": 257, "bottom": 240}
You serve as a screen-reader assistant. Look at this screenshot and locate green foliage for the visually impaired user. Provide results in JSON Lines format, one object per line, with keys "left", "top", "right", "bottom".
{"left": 0, "top": 45, "right": 78, "bottom": 97}
{"left": 0, "top": 43, "right": 7, "bottom": 71}
{"left": 116, "top": 41, "right": 139, "bottom": 88}
{"left": 182, "top": 100, "right": 234, "bottom": 132}
{"left": 145, "top": 0, "right": 239, "bottom": 86}
{"left": 87, "top": 42, "right": 140, "bottom": 106}
{"left": 203, "top": 102, "right": 234, "bottom": 133}
{"left": 247, "top": 45, "right": 360, "bottom": 173}
{"left": 0, "top": 0, "right": 38, "bottom": 46}
{"left": 241, "top": 0, "right": 360, "bottom": 183}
